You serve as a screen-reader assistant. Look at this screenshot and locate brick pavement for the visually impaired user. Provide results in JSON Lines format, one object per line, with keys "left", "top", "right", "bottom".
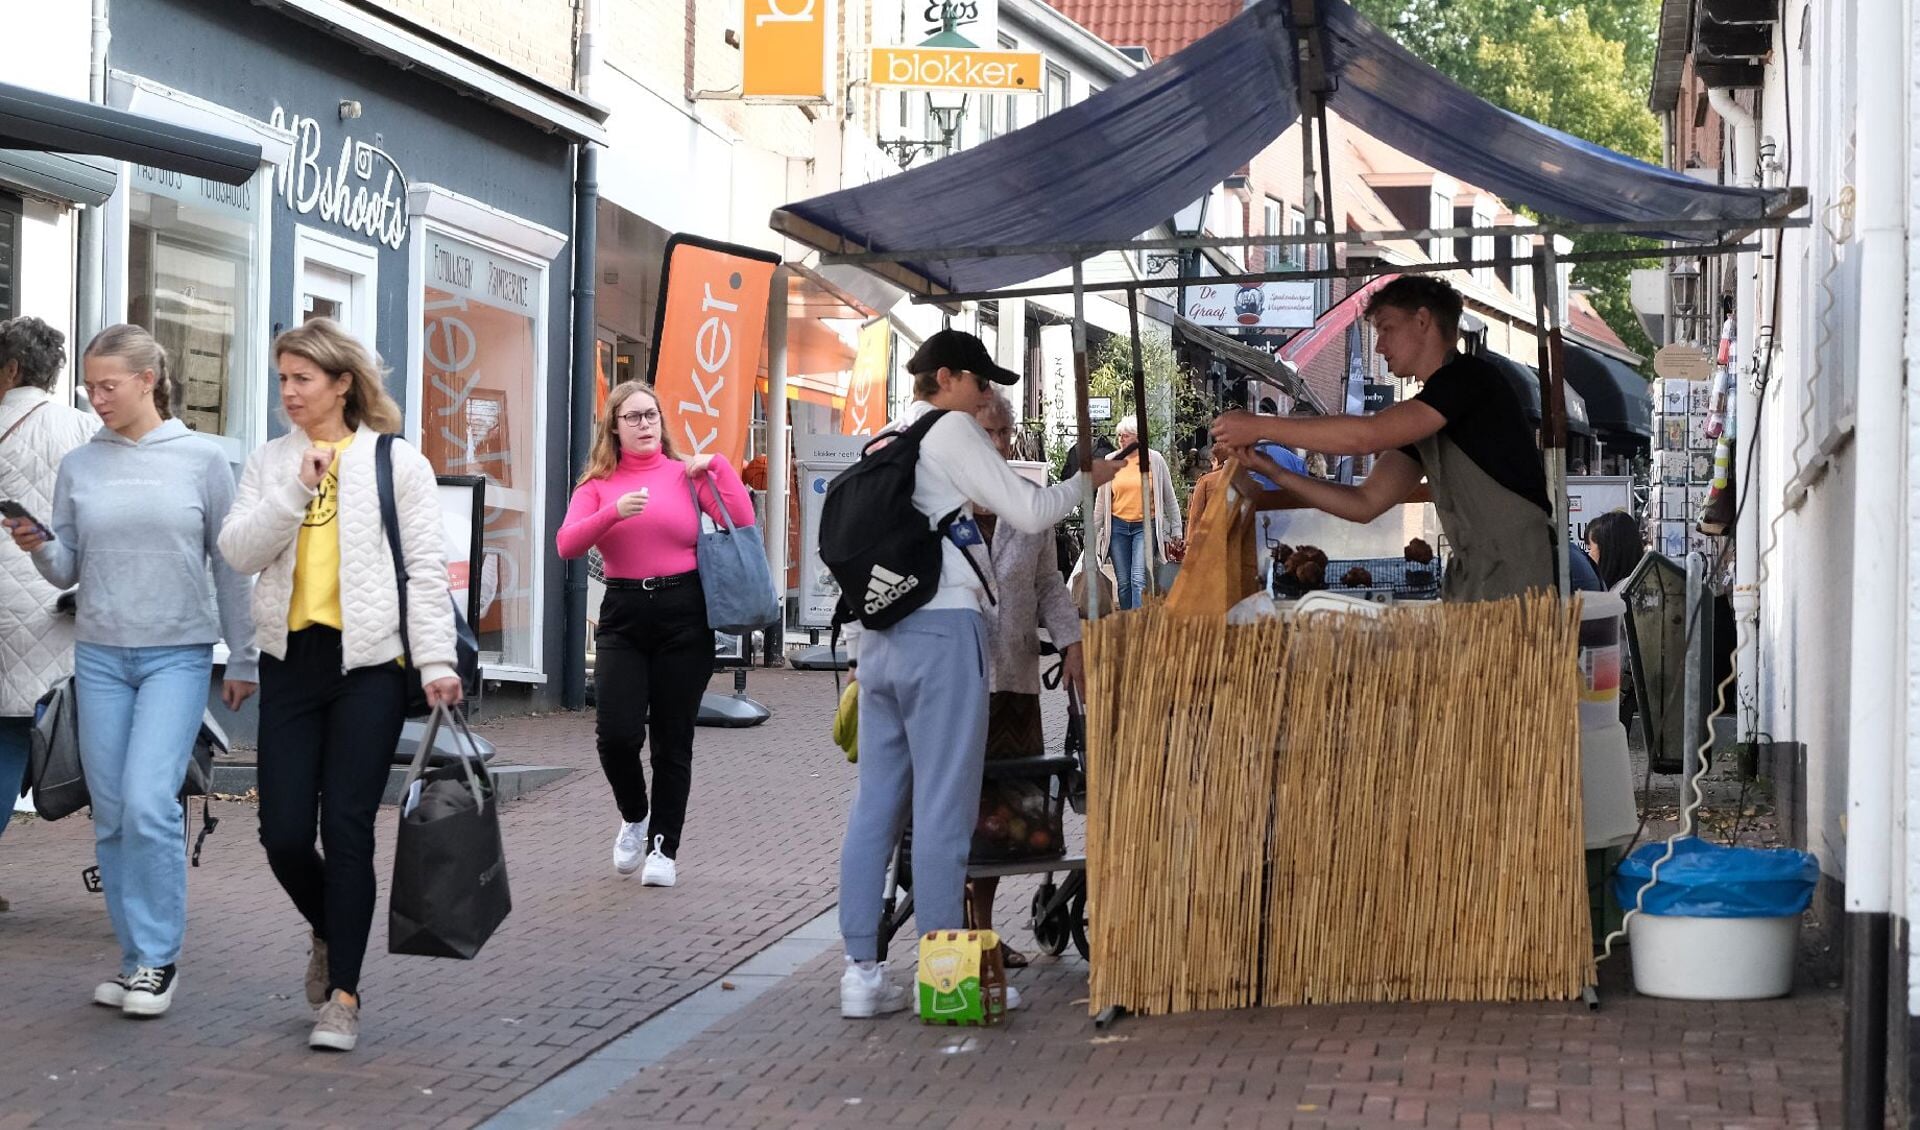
{"left": 574, "top": 949, "right": 1841, "bottom": 1130}
{"left": 0, "top": 667, "right": 857, "bottom": 1129}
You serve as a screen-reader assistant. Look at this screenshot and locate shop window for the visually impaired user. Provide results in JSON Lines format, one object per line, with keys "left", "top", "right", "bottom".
{"left": 0, "top": 193, "right": 20, "bottom": 321}
{"left": 417, "top": 229, "right": 545, "bottom": 674}
{"left": 125, "top": 165, "right": 263, "bottom": 457}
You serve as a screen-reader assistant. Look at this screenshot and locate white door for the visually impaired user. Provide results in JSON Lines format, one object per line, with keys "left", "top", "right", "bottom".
{"left": 293, "top": 226, "right": 379, "bottom": 347}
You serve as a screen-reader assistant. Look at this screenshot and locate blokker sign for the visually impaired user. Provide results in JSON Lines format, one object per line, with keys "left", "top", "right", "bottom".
{"left": 869, "top": 46, "right": 1042, "bottom": 93}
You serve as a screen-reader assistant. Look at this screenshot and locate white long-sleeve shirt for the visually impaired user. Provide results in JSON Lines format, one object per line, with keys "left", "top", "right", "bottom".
{"left": 900, "top": 400, "right": 1085, "bottom": 614}
{"left": 844, "top": 401, "right": 1085, "bottom": 661}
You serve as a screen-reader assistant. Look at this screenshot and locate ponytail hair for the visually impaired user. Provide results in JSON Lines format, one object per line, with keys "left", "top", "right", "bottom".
{"left": 84, "top": 324, "right": 176, "bottom": 420}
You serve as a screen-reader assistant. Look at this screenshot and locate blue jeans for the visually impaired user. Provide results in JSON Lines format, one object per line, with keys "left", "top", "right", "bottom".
{"left": 1110, "top": 517, "right": 1149, "bottom": 610}
{"left": 73, "top": 642, "right": 213, "bottom": 972}
{"left": 0, "top": 716, "right": 28, "bottom": 839}
{"left": 840, "top": 608, "right": 989, "bottom": 962}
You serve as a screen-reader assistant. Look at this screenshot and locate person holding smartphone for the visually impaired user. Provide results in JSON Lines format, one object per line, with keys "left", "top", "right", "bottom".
{"left": 0, "top": 316, "right": 97, "bottom": 908}
{"left": 218, "top": 318, "right": 460, "bottom": 1054}
{"left": 3, "top": 324, "right": 259, "bottom": 1018}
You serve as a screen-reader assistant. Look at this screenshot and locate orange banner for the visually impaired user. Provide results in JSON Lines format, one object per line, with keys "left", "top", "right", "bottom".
{"left": 648, "top": 235, "right": 781, "bottom": 469}
{"left": 840, "top": 318, "right": 891, "bottom": 435}
{"left": 743, "top": 0, "right": 829, "bottom": 101}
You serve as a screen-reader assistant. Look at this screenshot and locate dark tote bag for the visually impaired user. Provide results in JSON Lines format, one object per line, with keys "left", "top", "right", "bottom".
{"left": 389, "top": 705, "right": 511, "bottom": 959}
{"left": 689, "top": 475, "right": 779, "bottom": 635}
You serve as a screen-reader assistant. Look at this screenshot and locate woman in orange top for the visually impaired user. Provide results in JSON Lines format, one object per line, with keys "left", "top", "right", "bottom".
{"left": 1091, "top": 416, "right": 1183, "bottom": 609}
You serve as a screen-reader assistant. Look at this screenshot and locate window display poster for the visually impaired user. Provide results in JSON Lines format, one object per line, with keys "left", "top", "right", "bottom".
{"left": 419, "top": 232, "right": 542, "bottom": 671}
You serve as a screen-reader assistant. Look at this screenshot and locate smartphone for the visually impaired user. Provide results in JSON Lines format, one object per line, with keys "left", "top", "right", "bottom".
{"left": 1112, "top": 440, "right": 1142, "bottom": 461}
{"left": 0, "top": 500, "right": 54, "bottom": 542}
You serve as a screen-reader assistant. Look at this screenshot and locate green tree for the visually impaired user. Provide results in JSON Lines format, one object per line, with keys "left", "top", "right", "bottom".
{"left": 1347, "top": 0, "right": 1663, "bottom": 359}
{"left": 1043, "top": 334, "right": 1213, "bottom": 498}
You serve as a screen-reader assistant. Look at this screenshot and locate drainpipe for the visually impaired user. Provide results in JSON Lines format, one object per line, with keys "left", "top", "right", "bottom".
{"left": 562, "top": 0, "right": 602, "bottom": 711}
{"left": 1842, "top": 0, "right": 1907, "bottom": 1122}
{"left": 75, "top": 0, "right": 110, "bottom": 356}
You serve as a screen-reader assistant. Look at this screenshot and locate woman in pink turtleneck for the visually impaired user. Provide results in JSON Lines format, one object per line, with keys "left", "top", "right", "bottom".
{"left": 557, "top": 381, "right": 753, "bottom": 888}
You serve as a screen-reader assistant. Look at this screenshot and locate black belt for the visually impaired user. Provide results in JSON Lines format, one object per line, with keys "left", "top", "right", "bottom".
{"left": 605, "top": 570, "right": 697, "bottom": 592}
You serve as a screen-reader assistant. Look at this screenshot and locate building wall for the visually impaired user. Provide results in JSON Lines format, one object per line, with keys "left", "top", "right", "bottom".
{"left": 113, "top": 0, "right": 580, "bottom": 707}
{"left": 7, "top": 4, "right": 91, "bottom": 394}
{"left": 363, "top": 0, "right": 579, "bottom": 91}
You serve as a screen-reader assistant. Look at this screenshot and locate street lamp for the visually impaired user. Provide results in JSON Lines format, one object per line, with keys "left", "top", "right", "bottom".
{"left": 1147, "top": 194, "right": 1211, "bottom": 276}
{"left": 877, "top": 91, "right": 971, "bottom": 170}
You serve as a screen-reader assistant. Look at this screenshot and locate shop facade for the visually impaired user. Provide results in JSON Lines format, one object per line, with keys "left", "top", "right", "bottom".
{"left": 101, "top": 0, "right": 598, "bottom": 703}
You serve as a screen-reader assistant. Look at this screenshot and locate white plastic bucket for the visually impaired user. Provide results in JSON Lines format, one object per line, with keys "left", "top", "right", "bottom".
{"left": 1627, "top": 912, "right": 1799, "bottom": 1000}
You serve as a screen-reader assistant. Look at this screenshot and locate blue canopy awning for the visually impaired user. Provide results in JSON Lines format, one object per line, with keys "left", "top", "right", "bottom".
{"left": 771, "top": 0, "right": 1789, "bottom": 297}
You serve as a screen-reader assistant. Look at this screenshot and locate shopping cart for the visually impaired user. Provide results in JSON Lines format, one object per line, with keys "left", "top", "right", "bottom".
{"left": 875, "top": 642, "right": 1091, "bottom": 961}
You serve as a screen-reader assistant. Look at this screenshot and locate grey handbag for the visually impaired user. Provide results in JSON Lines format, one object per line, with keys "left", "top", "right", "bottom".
{"left": 689, "top": 475, "right": 780, "bottom": 635}
{"left": 27, "top": 677, "right": 85, "bottom": 820}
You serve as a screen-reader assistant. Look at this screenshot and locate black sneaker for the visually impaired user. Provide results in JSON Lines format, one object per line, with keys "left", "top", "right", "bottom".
{"left": 122, "top": 964, "right": 178, "bottom": 1017}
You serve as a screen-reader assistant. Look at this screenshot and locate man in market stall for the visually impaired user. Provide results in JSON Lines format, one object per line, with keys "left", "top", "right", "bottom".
{"left": 1209, "top": 275, "right": 1553, "bottom": 602}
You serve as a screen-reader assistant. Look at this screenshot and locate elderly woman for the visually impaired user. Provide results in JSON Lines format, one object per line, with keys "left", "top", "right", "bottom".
{"left": 1092, "top": 415, "right": 1182, "bottom": 609}
{"left": 968, "top": 390, "right": 1083, "bottom": 968}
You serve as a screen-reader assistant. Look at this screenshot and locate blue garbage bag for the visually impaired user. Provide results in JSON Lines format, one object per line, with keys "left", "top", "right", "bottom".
{"left": 1614, "top": 837, "right": 1819, "bottom": 918}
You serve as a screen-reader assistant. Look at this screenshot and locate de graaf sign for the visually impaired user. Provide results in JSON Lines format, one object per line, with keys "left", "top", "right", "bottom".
{"left": 1182, "top": 281, "right": 1316, "bottom": 330}
{"left": 743, "top": 0, "right": 831, "bottom": 101}
{"left": 869, "top": 46, "right": 1042, "bottom": 93}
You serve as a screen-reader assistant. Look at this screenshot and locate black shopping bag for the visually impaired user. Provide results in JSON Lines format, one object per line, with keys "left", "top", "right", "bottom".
{"left": 388, "top": 705, "right": 511, "bottom": 959}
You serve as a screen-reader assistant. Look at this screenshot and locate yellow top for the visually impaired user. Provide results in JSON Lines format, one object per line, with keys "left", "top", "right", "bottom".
{"left": 288, "top": 434, "right": 355, "bottom": 632}
{"left": 1111, "top": 461, "right": 1146, "bottom": 522}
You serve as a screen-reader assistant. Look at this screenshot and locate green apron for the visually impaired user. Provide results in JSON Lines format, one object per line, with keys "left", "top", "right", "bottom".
{"left": 1412, "top": 433, "right": 1554, "bottom": 602}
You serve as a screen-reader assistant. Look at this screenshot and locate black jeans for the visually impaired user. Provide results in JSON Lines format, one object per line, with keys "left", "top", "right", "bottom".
{"left": 596, "top": 578, "right": 712, "bottom": 858}
{"left": 256, "top": 627, "right": 408, "bottom": 997}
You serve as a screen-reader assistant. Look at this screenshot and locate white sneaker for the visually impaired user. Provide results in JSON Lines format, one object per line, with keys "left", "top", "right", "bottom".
{"left": 122, "top": 964, "right": 178, "bottom": 1017}
{"left": 93, "top": 975, "right": 128, "bottom": 1008}
{"left": 840, "top": 958, "right": 909, "bottom": 1018}
{"left": 640, "top": 835, "right": 677, "bottom": 887}
{"left": 612, "top": 819, "right": 648, "bottom": 876}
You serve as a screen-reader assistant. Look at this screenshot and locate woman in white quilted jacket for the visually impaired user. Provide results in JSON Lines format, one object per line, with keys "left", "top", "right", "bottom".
{"left": 218, "top": 318, "right": 460, "bottom": 1055}
{"left": 0, "top": 317, "right": 95, "bottom": 907}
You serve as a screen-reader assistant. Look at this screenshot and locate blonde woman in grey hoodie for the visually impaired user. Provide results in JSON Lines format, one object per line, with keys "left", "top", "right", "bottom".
{"left": 3, "top": 324, "right": 258, "bottom": 1020}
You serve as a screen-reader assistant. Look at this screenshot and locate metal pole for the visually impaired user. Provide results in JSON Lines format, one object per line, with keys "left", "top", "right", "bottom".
{"left": 1072, "top": 262, "right": 1099, "bottom": 622}
{"left": 561, "top": 143, "right": 598, "bottom": 711}
{"left": 765, "top": 269, "right": 792, "bottom": 651}
{"left": 1532, "top": 246, "right": 1571, "bottom": 598}
{"left": 912, "top": 241, "right": 1766, "bottom": 306}
{"left": 1682, "top": 550, "right": 1706, "bottom": 787}
{"left": 1126, "top": 290, "right": 1156, "bottom": 597}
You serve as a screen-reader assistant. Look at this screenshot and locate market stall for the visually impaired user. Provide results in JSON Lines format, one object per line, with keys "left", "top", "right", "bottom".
{"left": 771, "top": 0, "right": 1804, "bottom": 1020}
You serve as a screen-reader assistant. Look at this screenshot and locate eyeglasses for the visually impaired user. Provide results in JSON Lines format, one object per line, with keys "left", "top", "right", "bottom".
{"left": 617, "top": 408, "right": 662, "bottom": 426}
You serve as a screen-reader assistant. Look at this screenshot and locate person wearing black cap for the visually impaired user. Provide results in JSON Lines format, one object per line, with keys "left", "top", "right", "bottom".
{"left": 838, "top": 328, "right": 1118, "bottom": 1020}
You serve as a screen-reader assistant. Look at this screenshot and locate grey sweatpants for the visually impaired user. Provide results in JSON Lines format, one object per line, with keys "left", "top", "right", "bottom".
{"left": 839, "top": 607, "right": 989, "bottom": 962}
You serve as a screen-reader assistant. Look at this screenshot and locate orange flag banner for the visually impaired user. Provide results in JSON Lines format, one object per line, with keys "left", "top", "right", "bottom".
{"left": 840, "top": 317, "right": 891, "bottom": 435}
{"left": 647, "top": 235, "right": 781, "bottom": 467}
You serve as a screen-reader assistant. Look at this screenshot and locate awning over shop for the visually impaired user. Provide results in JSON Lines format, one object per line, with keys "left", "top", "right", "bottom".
{"left": 1173, "top": 317, "right": 1328, "bottom": 415}
{"left": 1483, "top": 351, "right": 1593, "bottom": 437}
{"left": 0, "top": 81, "right": 260, "bottom": 185}
{"left": 0, "top": 149, "right": 117, "bottom": 206}
{"left": 770, "top": 0, "right": 1788, "bottom": 297}
{"left": 1562, "top": 344, "right": 1653, "bottom": 438}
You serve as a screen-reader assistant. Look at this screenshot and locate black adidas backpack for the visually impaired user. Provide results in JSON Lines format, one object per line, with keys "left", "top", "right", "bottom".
{"left": 819, "top": 409, "right": 992, "bottom": 631}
